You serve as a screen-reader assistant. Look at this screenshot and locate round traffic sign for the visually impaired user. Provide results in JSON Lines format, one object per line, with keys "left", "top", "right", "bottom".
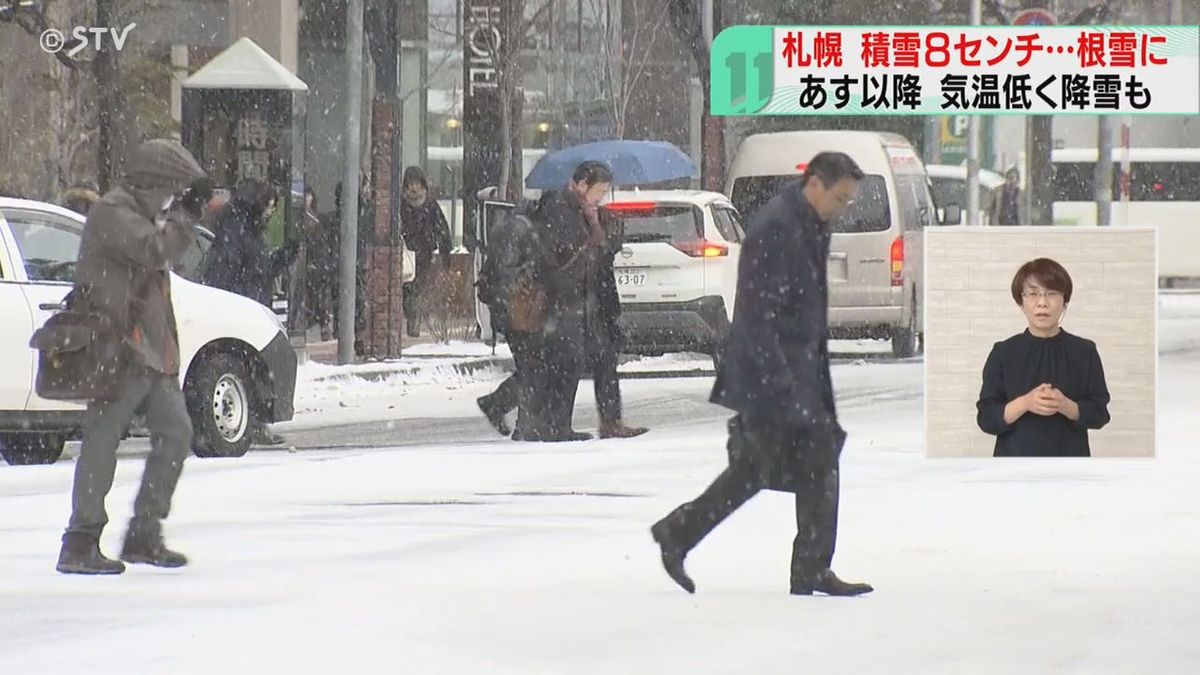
{"left": 1012, "top": 8, "right": 1057, "bottom": 25}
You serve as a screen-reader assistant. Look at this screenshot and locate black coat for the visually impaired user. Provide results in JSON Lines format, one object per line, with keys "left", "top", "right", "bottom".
{"left": 534, "top": 190, "right": 592, "bottom": 337}
{"left": 590, "top": 215, "right": 624, "bottom": 348}
{"left": 201, "top": 202, "right": 297, "bottom": 307}
{"left": 710, "top": 182, "right": 845, "bottom": 491}
{"left": 400, "top": 197, "right": 452, "bottom": 260}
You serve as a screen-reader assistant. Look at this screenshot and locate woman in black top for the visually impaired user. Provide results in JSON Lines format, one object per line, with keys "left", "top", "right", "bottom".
{"left": 976, "top": 258, "right": 1111, "bottom": 457}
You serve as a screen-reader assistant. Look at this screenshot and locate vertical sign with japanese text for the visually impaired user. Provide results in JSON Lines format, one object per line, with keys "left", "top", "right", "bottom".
{"left": 236, "top": 113, "right": 272, "bottom": 182}
{"left": 711, "top": 25, "right": 1200, "bottom": 115}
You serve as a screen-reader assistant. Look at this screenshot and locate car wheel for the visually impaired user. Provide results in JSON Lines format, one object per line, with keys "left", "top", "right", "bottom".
{"left": 0, "top": 433, "right": 66, "bottom": 465}
{"left": 892, "top": 298, "right": 919, "bottom": 359}
{"left": 186, "top": 352, "right": 255, "bottom": 458}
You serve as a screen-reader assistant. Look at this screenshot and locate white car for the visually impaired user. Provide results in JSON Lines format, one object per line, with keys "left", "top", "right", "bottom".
{"left": 0, "top": 198, "right": 297, "bottom": 465}
{"left": 601, "top": 190, "right": 745, "bottom": 369}
{"left": 925, "top": 163, "right": 1005, "bottom": 225}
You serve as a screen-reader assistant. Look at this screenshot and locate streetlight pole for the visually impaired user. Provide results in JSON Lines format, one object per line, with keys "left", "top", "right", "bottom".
{"left": 966, "top": 0, "right": 983, "bottom": 226}
{"left": 338, "top": 0, "right": 365, "bottom": 364}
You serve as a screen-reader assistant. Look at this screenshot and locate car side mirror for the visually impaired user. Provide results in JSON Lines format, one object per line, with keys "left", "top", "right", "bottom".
{"left": 941, "top": 204, "right": 962, "bottom": 225}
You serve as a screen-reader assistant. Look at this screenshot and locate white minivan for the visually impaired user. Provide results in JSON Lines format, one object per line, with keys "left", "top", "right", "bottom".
{"left": 0, "top": 198, "right": 297, "bottom": 465}
{"left": 726, "top": 130, "right": 950, "bottom": 358}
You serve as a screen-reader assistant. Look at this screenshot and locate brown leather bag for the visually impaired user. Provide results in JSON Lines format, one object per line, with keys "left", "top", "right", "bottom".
{"left": 507, "top": 272, "right": 548, "bottom": 333}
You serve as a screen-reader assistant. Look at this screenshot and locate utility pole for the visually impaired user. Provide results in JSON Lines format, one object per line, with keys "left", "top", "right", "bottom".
{"left": 338, "top": 0, "right": 365, "bottom": 365}
{"left": 966, "top": 0, "right": 982, "bottom": 226}
{"left": 1095, "top": 116, "right": 1113, "bottom": 226}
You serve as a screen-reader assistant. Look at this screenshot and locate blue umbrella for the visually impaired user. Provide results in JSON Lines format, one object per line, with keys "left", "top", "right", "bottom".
{"left": 524, "top": 140, "right": 699, "bottom": 190}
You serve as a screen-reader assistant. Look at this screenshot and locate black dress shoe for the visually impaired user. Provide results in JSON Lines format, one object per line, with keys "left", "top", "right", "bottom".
{"left": 650, "top": 521, "right": 695, "bottom": 593}
{"left": 791, "top": 569, "right": 873, "bottom": 596}
{"left": 477, "top": 396, "right": 512, "bottom": 436}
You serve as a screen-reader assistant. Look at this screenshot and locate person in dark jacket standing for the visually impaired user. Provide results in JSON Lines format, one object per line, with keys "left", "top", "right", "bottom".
{"left": 650, "top": 152, "right": 874, "bottom": 597}
{"left": 54, "top": 139, "right": 208, "bottom": 575}
{"left": 987, "top": 168, "right": 1025, "bottom": 226}
{"left": 399, "top": 166, "right": 453, "bottom": 338}
{"left": 201, "top": 179, "right": 298, "bottom": 307}
{"left": 200, "top": 179, "right": 298, "bottom": 446}
{"left": 303, "top": 187, "right": 337, "bottom": 341}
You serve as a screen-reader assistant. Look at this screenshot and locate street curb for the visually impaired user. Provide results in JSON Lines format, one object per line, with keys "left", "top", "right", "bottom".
{"left": 308, "top": 356, "right": 515, "bottom": 384}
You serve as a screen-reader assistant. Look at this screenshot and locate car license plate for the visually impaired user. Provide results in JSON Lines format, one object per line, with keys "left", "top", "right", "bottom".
{"left": 617, "top": 272, "right": 647, "bottom": 286}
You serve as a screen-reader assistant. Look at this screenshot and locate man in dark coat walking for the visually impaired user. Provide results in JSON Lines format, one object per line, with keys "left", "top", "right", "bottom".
{"left": 475, "top": 162, "right": 612, "bottom": 442}
{"left": 399, "top": 166, "right": 453, "bottom": 338}
{"left": 650, "top": 152, "right": 874, "bottom": 597}
{"left": 476, "top": 171, "right": 648, "bottom": 441}
{"left": 52, "top": 139, "right": 209, "bottom": 574}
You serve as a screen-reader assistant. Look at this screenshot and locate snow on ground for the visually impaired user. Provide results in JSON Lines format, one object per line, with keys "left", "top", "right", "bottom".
{"left": 1, "top": 294, "right": 1197, "bottom": 673}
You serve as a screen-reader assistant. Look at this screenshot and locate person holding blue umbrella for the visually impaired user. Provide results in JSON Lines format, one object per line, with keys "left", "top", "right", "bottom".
{"left": 478, "top": 161, "right": 648, "bottom": 440}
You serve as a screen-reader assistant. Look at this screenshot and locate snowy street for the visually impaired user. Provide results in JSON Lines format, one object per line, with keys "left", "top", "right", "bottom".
{"left": 1, "top": 293, "right": 1197, "bottom": 674}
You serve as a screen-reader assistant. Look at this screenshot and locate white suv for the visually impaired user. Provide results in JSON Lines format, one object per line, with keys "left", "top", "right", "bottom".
{"left": 601, "top": 190, "right": 745, "bottom": 368}
{"left": 0, "top": 198, "right": 297, "bottom": 465}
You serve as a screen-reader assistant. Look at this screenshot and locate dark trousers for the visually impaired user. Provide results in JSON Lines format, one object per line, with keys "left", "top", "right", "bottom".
{"left": 655, "top": 417, "right": 841, "bottom": 584}
{"left": 589, "top": 342, "right": 622, "bottom": 427}
{"left": 403, "top": 251, "right": 435, "bottom": 334}
{"left": 485, "top": 329, "right": 619, "bottom": 433}
{"left": 483, "top": 330, "right": 536, "bottom": 432}
{"left": 67, "top": 369, "right": 193, "bottom": 539}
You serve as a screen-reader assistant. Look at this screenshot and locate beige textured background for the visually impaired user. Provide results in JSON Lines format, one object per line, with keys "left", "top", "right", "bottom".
{"left": 924, "top": 227, "right": 1157, "bottom": 458}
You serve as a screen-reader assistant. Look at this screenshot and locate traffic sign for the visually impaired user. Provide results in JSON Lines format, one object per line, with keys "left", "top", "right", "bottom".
{"left": 1012, "top": 8, "right": 1057, "bottom": 26}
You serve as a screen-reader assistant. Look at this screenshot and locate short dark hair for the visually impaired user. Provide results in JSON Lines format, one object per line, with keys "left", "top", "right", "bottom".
{"left": 1011, "top": 258, "right": 1073, "bottom": 304}
{"left": 572, "top": 161, "right": 613, "bottom": 187}
{"left": 802, "top": 151, "right": 865, "bottom": 188}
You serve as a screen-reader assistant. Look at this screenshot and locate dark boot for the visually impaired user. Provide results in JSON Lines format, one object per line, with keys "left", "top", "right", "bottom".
{"left": 600, "top": 423, "right": 649, "bottom": 439}
{"left": 56, "top": 532, "right": 125, "bottom": 575}
{"left": 650, "top": 520, "right": 695, "bottom": 593}
{"left": 477, "top": 396, "right": 512, "bottom": 436}
{"left": 121, "top": 522, "right": 188, "bottom": 568}
{"left": 791, "top": 569, "right": 873, "bottom": 597}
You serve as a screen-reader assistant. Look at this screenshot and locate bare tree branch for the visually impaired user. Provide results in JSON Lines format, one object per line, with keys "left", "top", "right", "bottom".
{"left": 618, "top": 1, "right": 671, "bottom": 139}
{"left": 1, "top": 3, "right": 87, "bottom": 69}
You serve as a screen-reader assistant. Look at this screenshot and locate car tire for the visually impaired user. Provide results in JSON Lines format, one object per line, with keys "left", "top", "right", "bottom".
{"left": 186, "top": 352, "right": 255, "bottom": 458}
{"left": 0, "top": 433, "right": 66, "bottom": 465}
{"left": 892, "top": 297, "right": 919, "bottom": 359}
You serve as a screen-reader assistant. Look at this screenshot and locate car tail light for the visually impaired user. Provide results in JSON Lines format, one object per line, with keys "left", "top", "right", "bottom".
{"left": 603, "top": 202, "right": 657, "bottom": 213}
{"left": 673, "top": 240, "right": 729, "bottom": 258}
{"left": 890, "top": 236, "right": 904, "bottom": 287}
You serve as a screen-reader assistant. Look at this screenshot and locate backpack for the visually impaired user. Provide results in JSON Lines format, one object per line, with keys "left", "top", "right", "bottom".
{"left": 475, "top": 199, "right": 537, "bottom": 309}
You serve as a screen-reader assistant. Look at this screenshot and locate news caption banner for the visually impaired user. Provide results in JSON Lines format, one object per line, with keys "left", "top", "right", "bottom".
{"left": 711, "top": 25, "right": 1200, "bottom": 115}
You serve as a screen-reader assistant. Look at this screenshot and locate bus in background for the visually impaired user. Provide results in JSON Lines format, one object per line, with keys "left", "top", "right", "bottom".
{"left": 1052, "top": 147, "right": 1200, "bottom": 286}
